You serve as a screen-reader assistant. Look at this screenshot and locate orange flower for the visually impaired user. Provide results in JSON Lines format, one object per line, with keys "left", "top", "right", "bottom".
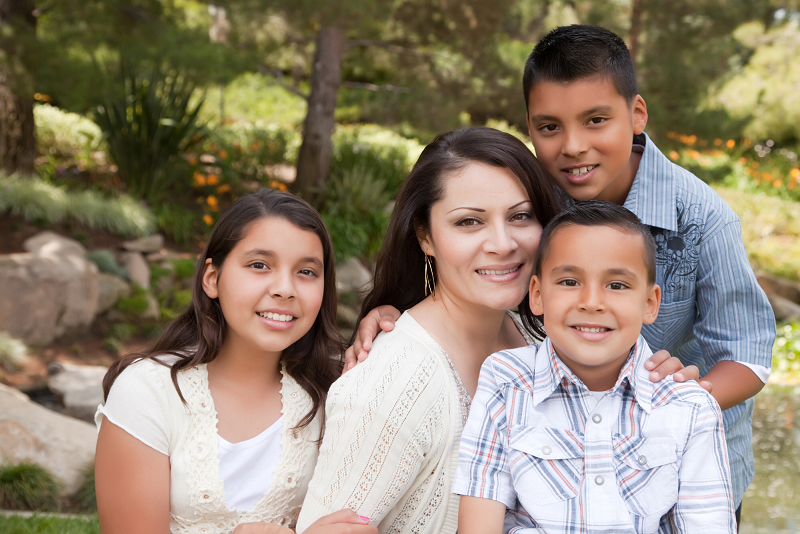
{"left": 752, "top": 161, "right": 760, "bottom": 169}
{"left": 278, "top": 183, "right": 288, "bottom": 192}
{"left": 687, "top": 150, "right": 700, "bottom": 159}
{"left": 207, "top": 174, "right": 220, "bottom": 186}
{"left": 250, "top": 141, "right": 261, "bottom": 151}
{"left": 773, "top": 179, "right": 783, "bottom": 188}
{"left": 219, "top": 150, "right": 228, "bottom": 159}
{"left": 726, "top": 139, "right": 735, "bottom": 149}
{"left": 216, "top": 184, "right": 231, "bottom": 194}
{"left": 187, "top": 155, "right": 198, "bottom": 166}
{"left": 203, "top": 214, "right": 214, "bottom": 226}
{"left": 669, "top": 151, "right": 679, "bottom": 161}
{"left": 713, "top": 139, "right": 722, "bottom": 146}
{"left": 789, "top": 182, "right": 796, "bottom": 190}
{"left": 791, "top": 168, "right": 800, "bottom": 179}
{"left": 193, "top": 172, "right": 207, "bottom": 187}
{"left": 738, "top": 157, "right": 747, "bottom": 165}
{"left": 269, "top": 179, "right": 280, "bottom": 189}
{"left": 207, "top": 195, "right": 219, "bottom": 211}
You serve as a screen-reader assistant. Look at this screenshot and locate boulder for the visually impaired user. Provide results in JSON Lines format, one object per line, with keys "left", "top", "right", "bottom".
{"left": 757, "top": 271, "right": 800, "bottom": 305}
{"left": 122, "top": 251, "right": 151, "bottom": 290}
{"left": 121, "top": 234, "right": 164, "bottom": 254}
{"left": 141, "top": 293, "right": 161, "bottom": 320}
{"left": 97, "top": 273, "right": 132, "bottom": 314}
{"left": 767, "top": 293, "right": 800, "bottom": 321}
{"left": 23, "top": 231, "right": 86, "bottom": 258}
{"left": 48, "top": 363, "right": 108, "bottom": 423}
{"left": 336, "top": 257, "right": 372, "bottom": 294}
{"left": 0, "top": 252, "right": 99, "bottom": 346}
{"left": 0, "top": 383, "right": 96, "bottom": 495}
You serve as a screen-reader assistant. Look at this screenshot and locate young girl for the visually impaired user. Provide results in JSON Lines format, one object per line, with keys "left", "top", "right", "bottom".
{"left": 95, "top": 190, "right": 376, "bottom": 534}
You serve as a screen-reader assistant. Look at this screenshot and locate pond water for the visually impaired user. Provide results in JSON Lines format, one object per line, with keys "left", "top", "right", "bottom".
{"left": 741, "top": 384, "right": 800, "bottom": 534}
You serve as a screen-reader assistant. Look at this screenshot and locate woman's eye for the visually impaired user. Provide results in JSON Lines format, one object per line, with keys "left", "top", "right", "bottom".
{"left": 456, "top": 218, "right": 481, "bottom": 227}
{"left": 510, "top": 211, "right": 532, "bottom": 222}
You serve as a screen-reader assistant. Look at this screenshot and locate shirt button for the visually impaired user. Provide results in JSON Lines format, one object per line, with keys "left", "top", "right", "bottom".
{"left": 293, "top": 432, "right": 298, "bottom": 439}
{"left": 541, "top": 446, "right": 552, "bottom": 455}
{"left": 592, "top": 414, "right": 602, "bottom": 424}
{"left": 197, "top": 446, "right": 203, "bottom": 453}
{"left": 201, "top": 403, "right": 206, "bottom": 408}
{"left": 292, "top": 392, "right": 298, "bottom": 398}
{"left": 203, "top": 494, "right": 210, "bottom": 499}
{"left": 288, "top": 477, "right": 293, "bottom": 483}
{"left": 638, "top": 455, "right": 647, "bottom": 465}
{"left": 595, "top": 475, "right": 605, "bottom": 486}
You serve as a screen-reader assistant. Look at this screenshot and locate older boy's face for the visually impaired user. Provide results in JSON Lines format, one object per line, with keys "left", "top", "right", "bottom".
{"left": 526, "top": 75, "right": 648, "bottom": 205}
{"left": 529, "top": 225, "right": 660, "bottom": 391}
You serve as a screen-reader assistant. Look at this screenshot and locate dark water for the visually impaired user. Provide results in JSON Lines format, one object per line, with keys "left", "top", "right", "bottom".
{"left": 741, "top": 384, "right": 800, "bottom": 534}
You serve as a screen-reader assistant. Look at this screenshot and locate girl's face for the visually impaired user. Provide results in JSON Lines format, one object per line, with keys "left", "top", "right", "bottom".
{"left": 418, "top": 162, "right": 542, "bottom": 313}
{"left": 202, "top": 216, "right": 325, "bottom": 359}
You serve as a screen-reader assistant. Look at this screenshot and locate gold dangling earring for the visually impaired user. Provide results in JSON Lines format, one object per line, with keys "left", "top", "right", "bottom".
{"left": 424, "top": 253, "right": 436, "bottom": 297}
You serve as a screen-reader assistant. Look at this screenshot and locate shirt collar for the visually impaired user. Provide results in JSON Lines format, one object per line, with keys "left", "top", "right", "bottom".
{"left": 623, "top": 132, "right": 679, "bottom": 232}
{"left": 532, "top": 336, "right": 655, "bottom": 413}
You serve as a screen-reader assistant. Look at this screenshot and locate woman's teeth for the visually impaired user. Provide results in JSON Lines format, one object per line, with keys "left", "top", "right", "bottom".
{"left": 477, "top": 266, "right": 520, "bottom": 275}
{"left": 575, "top": 326, "right": 609, "bottom": 333}
{"left": 568, "top": 165, "right": 596, "bottom": 176}
{"left": 257, "top": 311, "right": 295, "bottom": 322}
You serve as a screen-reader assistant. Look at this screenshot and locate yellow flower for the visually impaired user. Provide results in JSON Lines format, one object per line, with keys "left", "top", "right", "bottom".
{"left": 669, "top": 151, "right": 679, "bottom": 161}
{"left": 207, "top": 174, "right": 220, "bottom": 186}
{"left": 203, "top": 214, "right": 214, "bottom": 226}
{"left": 193, "top": 172, "right": 207, "bottom": 187}
{"left": 726, "top": 139, "right": 735, "bottom": 149}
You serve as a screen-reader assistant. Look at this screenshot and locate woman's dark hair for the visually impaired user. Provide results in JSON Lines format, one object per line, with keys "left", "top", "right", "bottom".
{"left": 359, "top": 126, "right": 562, "bottom": 338}
{"left": 103, "top": 189, "right": 343, "bottom": 433}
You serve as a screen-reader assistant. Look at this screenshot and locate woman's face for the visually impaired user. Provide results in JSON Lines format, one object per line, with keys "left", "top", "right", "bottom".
{"left": 419, "top": 162, "right": 542, "bottom": 312}
{"left": 202, "top": 216, "right": 325, "bottom": 358}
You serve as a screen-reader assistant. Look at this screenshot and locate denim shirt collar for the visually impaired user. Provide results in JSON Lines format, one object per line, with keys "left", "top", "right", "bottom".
{"left": 623, "top": 132, "right": 679, "bottom": 233}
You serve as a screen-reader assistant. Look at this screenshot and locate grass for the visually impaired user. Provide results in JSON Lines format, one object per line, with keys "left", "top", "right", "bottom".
{"left": 0, "top": 463, "right": 61, "bottom": 512}
{"left": 0, "top": 514, "right": 99, "bottom": 534}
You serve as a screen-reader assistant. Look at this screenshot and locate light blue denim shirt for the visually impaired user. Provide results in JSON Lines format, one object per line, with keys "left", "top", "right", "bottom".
{"left": 624, "top": 133, "right": 776, "bottom": 507}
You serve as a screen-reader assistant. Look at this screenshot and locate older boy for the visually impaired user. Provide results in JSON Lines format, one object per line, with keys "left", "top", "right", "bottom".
{"left": 454, "top": 201, "right": 736, "bottom": 533}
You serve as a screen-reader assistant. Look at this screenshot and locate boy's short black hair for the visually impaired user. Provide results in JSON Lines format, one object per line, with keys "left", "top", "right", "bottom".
{"left": 523, "top": 25, "right": 639, "bottom": 110}
{"left": 535, "top": 200, "right": 656, "bottom": 285}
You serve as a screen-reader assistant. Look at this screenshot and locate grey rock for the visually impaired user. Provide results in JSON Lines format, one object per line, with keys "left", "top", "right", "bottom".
{"left": 48, "top": 363, "right": 108, "bottom": 423}
{"left": 23, "top": 231, "right": 86, "bottom": 258}
{"left": 757, "top": 271, "right": 800, "bottom": 305}
{"left": 121, "top": 234, "right": 164, "bottom": 254}
{"left": 0, "top": 252, "right": 99, "bottom": 346}
{"left": 97, "top": 273, "right": 132, "bottom": 314}
{"left": 337, "top": 303, "right": 359, "bottom": 329}
{"left": 122, "top": 251, "right": 151, "bottom": 290}
{"left": 0, "top": 382, "right": 96, "bottom": 495}
{"left": 767, "top": 293, "right": 800, "bottom": 321}
{"left": 336, "top": 257, "right": 373, "bottom": 294}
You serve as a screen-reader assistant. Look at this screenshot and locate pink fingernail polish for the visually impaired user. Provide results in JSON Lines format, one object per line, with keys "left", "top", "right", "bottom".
{"left": 359, "top": 516, "right": 370, "bottom": 522}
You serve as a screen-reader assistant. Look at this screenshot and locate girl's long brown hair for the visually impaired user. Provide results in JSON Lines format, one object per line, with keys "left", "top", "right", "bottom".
{"left": 359, "top": 127, "right": 563, "bottom": 338}
{"left": 103, "top": 189, "right": 343, "bottom": 433}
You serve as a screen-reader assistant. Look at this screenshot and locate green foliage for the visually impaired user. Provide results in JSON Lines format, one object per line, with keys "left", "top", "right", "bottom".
{"left": 85, "top": 250, "right": 127, "bottom": 279}
{"left": 114, "top": 285, "right": 151, "bottom": 316}
{"left": 0, "top": 333, "right": 28, "bottom": 372}
{"left": 772, "top": 322, "right": 800, "bottom": 383}
{"left": 0, "top": 174, "right": 157, "bottom": 236}
{"left": 106, "top": 323, "right": 138, "bottom": 344}
{"left": 0, "top": 515, "right": 99, "bottom": 534}
{"left": 153, "top": 203, "right": 205, "bottom": 248}
{"left": 75, "top": 465, "right": 96, "bottom": 512}
{"left": 160, "top": 289, "right": 193, "bottom": 321}
{"left": 0, "top": 463, "right": 62, "bottom": 511}
{"left": 200, "top": 74, "right": 307, "bottom": 127}
{"left": 34, "top": 104, "right": 104, "bottom": 175}
{"left": 322, "top": 164, "right": 392, "bottom": 262}
{"left": 94, "top": 64, "right": 208, "bottom": 202}
{"left": 172, "top": 258, "right": 196, "bottom": 280}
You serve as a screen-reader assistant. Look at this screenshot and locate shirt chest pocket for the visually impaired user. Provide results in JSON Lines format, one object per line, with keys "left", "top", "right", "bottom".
{"left": 613, "top": 435, "right": 679, "bottom": 518}
{"left": 508, "top": 426, "right": 584, "bottom": 506}
{"left": 644, "top": 297, "right": 696, "bottom": 352}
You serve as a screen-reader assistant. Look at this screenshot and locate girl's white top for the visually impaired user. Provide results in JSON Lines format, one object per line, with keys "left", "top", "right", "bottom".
{"left": 295, "top": 311, "right": 535, "bottom": 534}
{"left": 95, "top": 357, "right": 321, "bottom": 534}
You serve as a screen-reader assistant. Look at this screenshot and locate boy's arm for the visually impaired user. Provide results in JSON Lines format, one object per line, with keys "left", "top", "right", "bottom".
{"left": 694, "top": 219, "right": 775, "bottom": 410}
{"left": 673, "top": 394, "right": 737, "bottom": 532}
{"left": 458, "top": 496, "right": 506, "bottom": 534}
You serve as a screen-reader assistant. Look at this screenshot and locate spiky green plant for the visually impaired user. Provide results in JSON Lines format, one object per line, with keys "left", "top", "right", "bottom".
{"left": 95, "top": 64, "right": 207, "bottom": 203}
{"left": 0, "top": 463, "right": 62, "bottom": 511}
{"left": 75, "top": 465, "right": 96, "bottom": 512}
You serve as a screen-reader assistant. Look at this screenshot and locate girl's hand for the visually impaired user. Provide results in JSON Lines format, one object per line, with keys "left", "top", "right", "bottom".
{"left": 644, "top": 349, "right": 711, "bottom": 392}
{"left": 232, "top": 523, "right": 293, "bottom": 534}
{"left": 342, "top": 305, "right": 401, "bottom": 374}
{"left": 304, "top": 509, "right": 377, "bottom": 534}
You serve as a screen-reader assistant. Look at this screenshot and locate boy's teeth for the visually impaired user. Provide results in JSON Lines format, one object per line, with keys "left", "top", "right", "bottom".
{"left": 569, "top": 165, "right": 596, "bottom": 176}
{"left": 575, "top": 326, "right": 608, "bottom": 333}
{"left": 477, "top": 266, "right": 520, "bottom": 275}
{"left": 257, "top": 311, "right": 294, "bottom": 322}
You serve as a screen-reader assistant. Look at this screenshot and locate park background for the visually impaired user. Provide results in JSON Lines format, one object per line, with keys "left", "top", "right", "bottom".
{"left": 1, "top": 0, "right": 800, "bottom": 532}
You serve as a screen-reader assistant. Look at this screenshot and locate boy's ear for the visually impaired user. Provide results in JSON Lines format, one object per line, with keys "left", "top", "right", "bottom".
{"left": 632, "top": 95, "right": 648, "bottom": 135}
{"left": 529, "top": 275, "right": 544, "bottom": 315}
{"left": 202, "top": 258, "right": 219, "bottom": 299}
{"left": 642, "top": 283, "right": 661, "bottom": 325}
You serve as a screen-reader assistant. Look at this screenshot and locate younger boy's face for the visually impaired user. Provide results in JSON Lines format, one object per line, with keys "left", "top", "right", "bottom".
{"left": 526, "top": 75, "right": 648, "bottom": 205}
{"left": 530, "top": 224, "right": 660, "bottom": 391}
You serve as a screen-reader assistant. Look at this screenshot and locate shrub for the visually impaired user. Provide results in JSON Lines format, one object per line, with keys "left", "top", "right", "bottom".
{"left": 0, "top": 462, "right": 61, "bottom": 511}
{"left": 0, "top": 174, "right": 157, "bottom": 237}
{"left": 75, "top": 465, "right": 96, "bottom": 512}
{"left": 114, "top": 285, "right": 151, "bottom": 316}
{"left": 95, "top": 64, "right": 207, "bottom": 202}
{"left": 172, "top": 258, "right": 196, "bottom": 280}
{"left": 0, "top": 333, "right": 28, "bottom": 372}
{"left": 34, "top": 104, "right": 103, "bottom": 174}
{"left": 153, "top": 202, "right": 205, "bottom": 247}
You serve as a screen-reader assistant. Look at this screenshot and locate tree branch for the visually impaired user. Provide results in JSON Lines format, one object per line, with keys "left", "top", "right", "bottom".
{"left": 341, "top": 81, "right": 409, "bottom": 93}
{"left": 258, "top": 67, "right": 309, "bottom": 100}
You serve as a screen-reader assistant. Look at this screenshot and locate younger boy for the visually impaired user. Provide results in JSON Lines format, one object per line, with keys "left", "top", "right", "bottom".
{"left": 453, "top": 201, "right": 737, "bottom": 533}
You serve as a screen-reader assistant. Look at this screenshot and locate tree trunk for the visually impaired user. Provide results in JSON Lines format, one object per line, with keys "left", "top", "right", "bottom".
{"left": 294, "top": 25, "right": 346, "bottom": 206}
{"left": 629, "top": 0, "right": 643, "bottom": 65}
{"left": 0, "top": 0, "right": 37, "bottom": 175}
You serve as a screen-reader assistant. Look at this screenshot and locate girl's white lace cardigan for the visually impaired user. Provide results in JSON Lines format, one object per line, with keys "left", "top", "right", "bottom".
{"left": 95, "top": 358, "right": 320, "bottom": 534}
{"left": 296, "top": 312, "right": 468, "bottom": 534}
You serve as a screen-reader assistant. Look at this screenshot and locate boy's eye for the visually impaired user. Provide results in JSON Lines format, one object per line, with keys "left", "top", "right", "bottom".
{"left": 540, "top": 124, "right": 558, "bottom": 132}
{"left": 588, "top": 117, "right": 606, "bottom": 125}
{"left": 607, "top": 281, "right": 628, "bottom": 290}
{"left": 558, "top": 279, "right": 578, "bottom": 287}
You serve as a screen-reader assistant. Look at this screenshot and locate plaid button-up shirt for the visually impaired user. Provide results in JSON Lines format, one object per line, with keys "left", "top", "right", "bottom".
{"left": 453, "top": 336, "right": 737, "bottom": 533}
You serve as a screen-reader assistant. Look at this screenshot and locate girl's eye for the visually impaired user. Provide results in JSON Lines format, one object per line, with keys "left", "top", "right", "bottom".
{"left": 608, "top": 282, "right": 628, "bottom": 290}
{"left": 456, "top": 218, "right": 481, "bottom": 227}
{"left": 298, "top": 269, "right": 318, "bottom": 277}
{"left": 510, "top": 211, "right": 532, "bottom": 222}
{"left": 250, "top": 261, "right": 268, "bottom": 270}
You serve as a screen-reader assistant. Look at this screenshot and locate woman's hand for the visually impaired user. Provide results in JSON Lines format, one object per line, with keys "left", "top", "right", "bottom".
{"left": 342, "top": 306, "right": 401, "bottom": 374}
{"left": 644, "top": 349, "right": 711, "bottom": 392}
{"left": 232, "top": 523, "right": 293, "bottom": 534}
{"left": 304, "top": 509, "right": 377, "bottom": 534}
